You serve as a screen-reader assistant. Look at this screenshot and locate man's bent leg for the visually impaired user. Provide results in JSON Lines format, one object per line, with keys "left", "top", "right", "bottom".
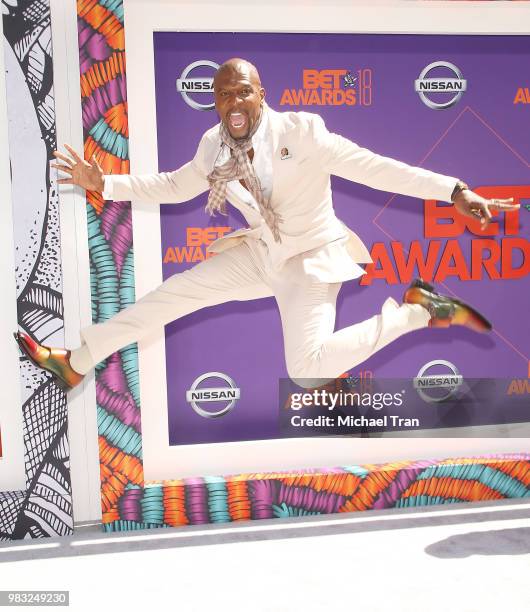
{"left": 276, "top": 282, "right": 430, "bottom": 387}
{"left": 78, "top": 241, "right": 272, "bottom": 370}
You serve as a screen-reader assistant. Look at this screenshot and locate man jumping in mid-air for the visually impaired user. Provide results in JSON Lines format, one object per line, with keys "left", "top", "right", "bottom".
{"left": 14, "top": 58, "right": 518, "bottom": 390}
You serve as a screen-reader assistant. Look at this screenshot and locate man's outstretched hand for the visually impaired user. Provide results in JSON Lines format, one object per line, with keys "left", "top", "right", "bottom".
{"left": 51, "top": 144, "right": 105, "bottom": 193}
{"left": 453, "top": 189, "right": 520, "bottom": 230}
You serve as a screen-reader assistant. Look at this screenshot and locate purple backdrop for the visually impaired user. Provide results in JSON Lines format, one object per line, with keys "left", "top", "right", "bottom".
{"left": 152, "top": 33, "right": 529, "bottom": 445}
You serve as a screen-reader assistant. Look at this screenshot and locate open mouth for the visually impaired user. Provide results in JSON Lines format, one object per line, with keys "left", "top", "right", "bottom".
{"left": 228, "top": 112, "right": 248, "bottom": 130}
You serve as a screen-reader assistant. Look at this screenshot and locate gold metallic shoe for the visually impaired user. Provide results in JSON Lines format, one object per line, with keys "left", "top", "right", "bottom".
{"left": 13, "top": 331, "right": 84, "bottom": 390}
{"left": 403, "top": 278, "right": 492, "bottom": 333}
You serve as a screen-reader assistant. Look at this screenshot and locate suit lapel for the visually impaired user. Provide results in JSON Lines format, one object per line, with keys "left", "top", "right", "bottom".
{"left": 266, "top": 106, "right": 285, "bottom": 204}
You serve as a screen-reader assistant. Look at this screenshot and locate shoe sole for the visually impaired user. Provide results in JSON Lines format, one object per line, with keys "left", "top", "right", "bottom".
{"left": 13, "top": 332, "right": 71, "bottom": 391}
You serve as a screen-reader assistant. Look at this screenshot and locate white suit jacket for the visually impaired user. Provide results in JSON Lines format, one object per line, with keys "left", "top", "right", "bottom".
{"left": 106, "top": 106, "right": 459, "bottom": 283}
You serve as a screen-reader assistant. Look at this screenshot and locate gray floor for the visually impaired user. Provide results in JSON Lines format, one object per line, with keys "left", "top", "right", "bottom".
{"left": 1, "top": 498, "right": 529, "bottom": 611}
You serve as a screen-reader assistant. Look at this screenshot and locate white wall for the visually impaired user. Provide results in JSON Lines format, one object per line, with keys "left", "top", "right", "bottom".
{"left": 51, "top": 0, "right": 530, "bottom": 522}
{"left": 50, "top": 0, "right": 101, "bottom": 524}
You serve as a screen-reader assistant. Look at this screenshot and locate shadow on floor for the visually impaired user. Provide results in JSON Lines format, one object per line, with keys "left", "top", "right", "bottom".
{"left": 426, "top": 526, "right": 530, "bottom": 558}
{"left": 1, "top": 498, "right": 529, "bottom": 563}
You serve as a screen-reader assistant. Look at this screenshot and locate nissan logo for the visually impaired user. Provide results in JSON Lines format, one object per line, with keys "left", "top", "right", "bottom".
{"left": 176, "top": 60, "right": 220, "bottom": 111}
{"left": 186, "top": 371, "right": 240, "bottom": 418}
{"left": 413, "top": 359, "right": 463, "bottom": 403}
{"left": 415, "top": 61, "right": 467, "bottom": 110}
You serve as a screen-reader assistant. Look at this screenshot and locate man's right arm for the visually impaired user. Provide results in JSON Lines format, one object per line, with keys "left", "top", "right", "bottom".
{"left": 54, "top": 135, "right": 211, "bottom": 204}
{"left": 103, "top": 158, "right": 210, "bottom": 204}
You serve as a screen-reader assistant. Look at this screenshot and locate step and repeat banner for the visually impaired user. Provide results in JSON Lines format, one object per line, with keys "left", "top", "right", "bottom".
{"left": 153, "top": 33, "right": 529, "bottom": 445}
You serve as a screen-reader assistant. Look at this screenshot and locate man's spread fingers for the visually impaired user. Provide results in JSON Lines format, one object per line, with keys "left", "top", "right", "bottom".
{"left": 480, "top": 214, "right": 492, "bottom": 229}
{"left": 490, "top": 201, "right": 520, "bottom": 210}
{"left": 57, "top": 178, "right": 73, "bottom": 184}
{"left": 63, "top": 144, "right": 82, "bottom": 162}
{"left": 53, "top": 151, "right": 74, "bottom": 165}
{"left": 51, "top": 163, "right": 73, "bottom": 174}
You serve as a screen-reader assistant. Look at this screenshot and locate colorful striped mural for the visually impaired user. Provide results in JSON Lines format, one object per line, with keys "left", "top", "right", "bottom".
{"left": 76, "top": 1, "right": 529, "bottom": 532}
{"left": 101, "top": 454, "right": 529, "bottom": 530}
{"left": 77, "top": 0, "right": 145, "bottom": 528}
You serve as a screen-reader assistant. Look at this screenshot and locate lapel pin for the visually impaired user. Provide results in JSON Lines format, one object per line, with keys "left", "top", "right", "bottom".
{"left": 280, "top": 147, "right": 292, "bottom": 160}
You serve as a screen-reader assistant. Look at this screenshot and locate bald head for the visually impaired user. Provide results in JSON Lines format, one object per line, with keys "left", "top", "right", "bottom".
{"left": 214, "top": 58, "right": 262, "bottom": 89}
{"left": 213, "top": 58, "right": 266, "bottom": 140}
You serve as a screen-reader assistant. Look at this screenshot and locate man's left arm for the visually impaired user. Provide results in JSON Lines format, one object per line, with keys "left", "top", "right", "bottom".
{"left": 312, "top": 115, "right": 518, "bottom": 227}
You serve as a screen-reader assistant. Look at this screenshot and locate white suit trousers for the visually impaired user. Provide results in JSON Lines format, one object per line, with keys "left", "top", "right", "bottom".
{"left": 78, "top": 238, "right": 430, "bottom": 386}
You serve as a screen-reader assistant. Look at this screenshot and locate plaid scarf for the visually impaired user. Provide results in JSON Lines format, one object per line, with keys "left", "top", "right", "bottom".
{"left": 206, "top": 105, "right": 283, "bottom": 243}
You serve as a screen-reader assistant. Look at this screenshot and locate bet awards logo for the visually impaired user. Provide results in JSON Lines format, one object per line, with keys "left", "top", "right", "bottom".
{"left": 186, "top": 372, "right": 240, "bottom": 418}
{"left": 360, "top": 184, "right": 528, "bottom": 287}
{"left": 163, "top": 226, "right": 232, "bottom": 265}
{"left": 176, "top": 60, "right": 219, "bottom": 111}
{"left": 413, "top": 360, "right": 463, "bottom": 403}
{"left": 280, "top": 68, "right": 372, "bottom": 107}
{"left": 415, "top": 61, "right": 467, "bottom": 110}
